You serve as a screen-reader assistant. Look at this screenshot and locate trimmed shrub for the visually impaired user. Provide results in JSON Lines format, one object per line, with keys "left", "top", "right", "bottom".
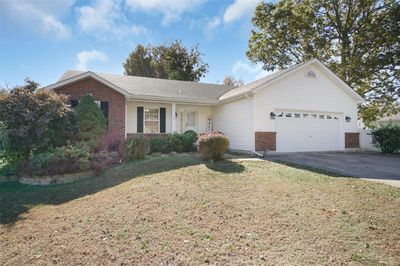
{"left": 75, "top": 95, "right": 106, "bottom": 150}
{"left": 197, "top": 132, "right": 229, "bottom": 161}
{"left": 167, "top": 133, "right": 184, "bottom": 153}
{"left": 119, "top": 137, "right": 149, "bottom": 161}
{"left": 22, "top": 144, "right": 91, "bottom": 176}
{"left": 149, "top": 137, "right": 164, "bottom": 153}
{"left": 108, "top": 139, "right": 122, "bottom": 152}
{"left": 90, "top": 151, "right": 120, "bottom": 174}
{"left": 182, "top": 130, "right": 198, "bottom": 152}
{"left": 371, "top": 124, "right": 400, "bottom": 153}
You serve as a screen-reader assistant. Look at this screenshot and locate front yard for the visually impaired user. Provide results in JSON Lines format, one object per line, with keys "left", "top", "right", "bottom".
{"left": 1, "top": 154, "right": 399, "bottom": 265}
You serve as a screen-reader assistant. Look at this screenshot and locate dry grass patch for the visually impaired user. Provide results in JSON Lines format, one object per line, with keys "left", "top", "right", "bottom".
{"left": 1, "top": 154, "right": 399, "bottom": 265}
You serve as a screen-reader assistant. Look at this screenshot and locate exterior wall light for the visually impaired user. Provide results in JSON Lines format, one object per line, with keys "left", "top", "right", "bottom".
{"left": 345, "top": 116, "right": 351, "bottom": 122}
{"left": 270, "top": 112, "right": 276, "bottom": 120}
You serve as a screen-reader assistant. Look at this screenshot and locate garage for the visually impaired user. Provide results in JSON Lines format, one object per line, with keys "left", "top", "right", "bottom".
{"left": 275, "top": 110, "right": 342, "bottom": 152}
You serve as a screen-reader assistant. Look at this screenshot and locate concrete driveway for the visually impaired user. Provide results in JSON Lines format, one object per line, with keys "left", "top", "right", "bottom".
{"left": 265, "top": 152, "right": 400, "bottom": 188}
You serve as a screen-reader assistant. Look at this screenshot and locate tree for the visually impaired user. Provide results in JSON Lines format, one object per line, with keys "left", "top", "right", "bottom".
{"left": 247, "top": 0, "right": 400, "bottom": 124}
{"left": 223, "top": 76, "right": 244, "bottom": 86}
{"left": 123, "top": 40, "right": 209, "bottom": 81}
{"left": 75, "top": 94, "right": 106, "bottom": 150}
{"left": 0, "top": 79, "right": 76, "bottom": 161}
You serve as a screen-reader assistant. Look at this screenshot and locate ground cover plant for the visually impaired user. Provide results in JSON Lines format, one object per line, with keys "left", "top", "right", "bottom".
{"left": 1, "top": 154, "right": 399, "bottom": 265}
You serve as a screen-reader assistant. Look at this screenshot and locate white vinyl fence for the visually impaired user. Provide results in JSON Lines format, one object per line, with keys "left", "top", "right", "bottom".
{"left": 359, "top": 129, "right": 380, "bottom": 152}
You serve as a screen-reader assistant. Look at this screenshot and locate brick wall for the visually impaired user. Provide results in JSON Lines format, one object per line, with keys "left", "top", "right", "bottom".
{"left": 255, "top": 131, "right": 276, "bottom": 151}
{"left": 345, "top": 132, "right": 360, "bottom": 148}
{"left": 127, "top": 133, "right": 167, "bottom": 139}
{"left": 54, "top": 77, "right": 126, "bottom": 146}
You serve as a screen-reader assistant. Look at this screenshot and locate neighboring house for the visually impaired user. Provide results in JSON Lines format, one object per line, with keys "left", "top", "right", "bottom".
{"left": 378, "top": 114, "right": 400, "bottom": 126}
{"left": 47, "top": 59, "right": 365, "bottom": 153}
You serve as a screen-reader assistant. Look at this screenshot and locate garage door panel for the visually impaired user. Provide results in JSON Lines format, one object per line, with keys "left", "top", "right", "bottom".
{"left": 276, "top": 111, "right": 342, "bottom": 152}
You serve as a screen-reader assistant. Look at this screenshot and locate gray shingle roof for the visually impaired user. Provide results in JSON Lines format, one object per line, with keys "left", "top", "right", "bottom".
{"left": 58, "top": 70, "right": 235, "bottom": 102}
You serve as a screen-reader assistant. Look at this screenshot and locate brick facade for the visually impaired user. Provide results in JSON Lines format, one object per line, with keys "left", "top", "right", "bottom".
{"left": 127, "top": 133, "right": 167, "bottom": 139}
{"left": 54, "top": 77, "right": 126, "bottom": 146}
{"left": 255, "top": 131, "right": 276, "bottom": 151}
{"left": 345, "top": 132, "right": 360, "bottom": 148}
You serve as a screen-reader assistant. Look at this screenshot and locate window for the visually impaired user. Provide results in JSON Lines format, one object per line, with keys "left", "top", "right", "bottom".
{"left": 144, "top": 108, "right": 159, "bottom": 133}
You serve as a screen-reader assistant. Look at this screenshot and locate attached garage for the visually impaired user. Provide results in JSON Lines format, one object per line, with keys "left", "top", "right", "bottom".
{"left": 219, "top": 59, "right": 365, "bottom": 153}
{"left": 275, "top": 110, "right": 342, "bottom": 152}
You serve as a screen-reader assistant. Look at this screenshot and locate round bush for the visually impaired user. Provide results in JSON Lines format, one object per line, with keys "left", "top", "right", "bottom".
{"left": 197, "top": 132, "right": 229, "bottom": 161}
{"left": 119, "top": 137, "right": 149, "bottom": 161}
{"left": 167, "top": 133, "right": 184, "bottom": 153}
{"left": 182, "top": 130, "right": 198, "bottom": 152}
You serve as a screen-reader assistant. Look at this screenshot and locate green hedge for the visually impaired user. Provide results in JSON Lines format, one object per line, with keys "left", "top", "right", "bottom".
{"left": 371, "top": 124, "right": 400, "bottom": 153}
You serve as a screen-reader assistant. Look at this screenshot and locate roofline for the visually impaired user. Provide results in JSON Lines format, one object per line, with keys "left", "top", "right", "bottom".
{"left": 218, "top": 59, "right": 366, "bottom": 104}
{"left": 46, "top": 71, "right": 221, "bottom": 105}
{"left": 45, "top": 71, "right": 130, "bottom": 96}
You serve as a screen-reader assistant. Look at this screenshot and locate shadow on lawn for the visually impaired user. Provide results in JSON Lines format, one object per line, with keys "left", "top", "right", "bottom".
{"left": 205, "top": 160, "right": 245, "bottom": 173}
{"left": 0, "top": 154, "right": 246, "bottom": 225}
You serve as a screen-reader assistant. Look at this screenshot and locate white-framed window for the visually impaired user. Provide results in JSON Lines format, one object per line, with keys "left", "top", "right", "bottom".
{"left": 144, "top": 108, "right": 159, "bottom": 133}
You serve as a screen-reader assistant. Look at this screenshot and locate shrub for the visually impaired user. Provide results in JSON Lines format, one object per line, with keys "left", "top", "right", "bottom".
{"left": 75, "top": 94, "right": 106, "bottom": 150}
{"left": 108, "top": 139, "right": 122, "bottom": 152}
{"left": 197, "top": 132, "right": 229, "bottom": 161}
{"left": 149, "top": 137, "right": 164, "bottom": 153}
{"left": 22, "top": 144, "right": 91, "bottom": 176}
{"left": 119, "top": 137, "right": 149, "bottom": 161}
{"left": 167, "top": 133, "right": 184, "bottom": 153}
{"left": 0, "top": 79, "right": 76, "bottom": 161}
{"left": 90, "top": 151, "right": 120, "bottom": 174}
{"left": 371, "top": 124, "right": 400, "bottom": 153}
{"left": 182, "top": 130, "right": 198, "bottom": 152}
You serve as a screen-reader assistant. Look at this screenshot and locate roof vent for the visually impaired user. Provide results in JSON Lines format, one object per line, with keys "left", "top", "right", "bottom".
{"left": 305, "top": 69, "right": 317, "bottom": 78}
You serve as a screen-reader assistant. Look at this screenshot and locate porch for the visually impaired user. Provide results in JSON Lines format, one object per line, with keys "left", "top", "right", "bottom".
{"left": 125, "top": 101, "right": 213, "bottom": 136}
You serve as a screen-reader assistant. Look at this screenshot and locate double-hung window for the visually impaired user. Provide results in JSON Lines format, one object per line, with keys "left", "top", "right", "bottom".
{"left": 144, "top": 108, "right": 159, "bottom": 133}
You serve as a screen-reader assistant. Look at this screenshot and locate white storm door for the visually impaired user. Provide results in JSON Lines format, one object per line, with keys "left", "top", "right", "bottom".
{"left": 184, "top": 111, "right": 198, "bottom": 132}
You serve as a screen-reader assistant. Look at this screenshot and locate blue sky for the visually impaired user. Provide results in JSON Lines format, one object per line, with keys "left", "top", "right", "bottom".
{"left": 0, "top": 0, "right": 271, "bottom": 88}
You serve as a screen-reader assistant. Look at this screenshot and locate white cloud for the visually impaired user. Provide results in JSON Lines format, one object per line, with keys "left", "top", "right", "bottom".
{"left": 76, "top": 0, "right": 148, "bottom": 40}
{"left": 75, "top": 50, "right": 108, "bottom": 71}
{"left": 125, "top": 0, "right": 206, "bottom": 26}
{"left": 204, "top": 16, "right": 221, "bottom": 40}
{"left": 232, "top": 60, "right": 271, "bottom": 83}
{"left": 0, "top": 0, "right": 73, "bottom": 39}
{"left": 223, "top": 0, "right": 259, "bottom": 24}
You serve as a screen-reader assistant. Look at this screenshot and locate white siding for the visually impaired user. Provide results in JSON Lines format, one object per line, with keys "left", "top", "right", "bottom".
{"left": 126, "top": 101, "right": 212, "bottom": 134}
{"left": 176, "top": 104, "right": 212, "bottom": 134}
{"left": 126, "top": 101, "right": 172, "bottom": 133}
{"left": 253, "top": 66, "right": 359, "bottom": 133}
{"left": 213, "top": 98, "right": 254, "bottom": 151}
{"left": 252, "top": 65, "right": 359, "bottom": 152}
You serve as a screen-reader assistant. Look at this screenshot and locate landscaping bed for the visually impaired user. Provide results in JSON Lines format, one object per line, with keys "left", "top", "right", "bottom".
{"left": 1, "top": 154, "right": 399, "bottom": 265}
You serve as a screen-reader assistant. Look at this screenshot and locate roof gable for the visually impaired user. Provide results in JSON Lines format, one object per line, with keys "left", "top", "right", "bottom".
{"left": 218, "top": 59, "right": 365, "bottom": 103}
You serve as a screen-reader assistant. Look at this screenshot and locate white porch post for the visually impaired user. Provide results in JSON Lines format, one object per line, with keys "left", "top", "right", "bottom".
{"left": 171, "top": 103, "right": 177, "bottom": 133}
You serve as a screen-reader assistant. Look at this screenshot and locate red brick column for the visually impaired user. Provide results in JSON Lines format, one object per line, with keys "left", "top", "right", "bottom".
{"left": 345, "top": 132, "right": 360, "bottom": 148}
{"left": 54, "top": 77, "right": 126, "bottom": 146}
{"left": 255, "top": 132, "right": 276, "bottom": 151}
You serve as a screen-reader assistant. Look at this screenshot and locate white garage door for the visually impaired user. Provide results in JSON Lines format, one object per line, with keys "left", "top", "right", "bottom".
{"left": 276, "top": 110, "right": 342, "bottom": 152}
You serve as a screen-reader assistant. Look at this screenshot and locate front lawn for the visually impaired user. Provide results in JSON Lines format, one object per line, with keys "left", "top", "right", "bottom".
{"left": 1, "top": 154, "right": 399, "bottom": 265}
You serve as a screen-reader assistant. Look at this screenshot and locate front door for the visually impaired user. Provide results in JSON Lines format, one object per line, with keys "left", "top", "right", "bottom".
{"left": 184, "top": 111, "right": 198, "bottom": 132}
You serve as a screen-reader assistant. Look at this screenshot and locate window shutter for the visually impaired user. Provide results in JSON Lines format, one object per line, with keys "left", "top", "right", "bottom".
{"left": 137, "top": 107, "right": 144, "bottom": 133}
{"left": 100, "top": 101, "right": 109, "bottom": 128}
{"left": 160, "top": 107, "right": 166, "bottom": 133}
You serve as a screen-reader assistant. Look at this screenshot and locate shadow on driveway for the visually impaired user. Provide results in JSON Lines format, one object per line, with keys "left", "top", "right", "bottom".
{"left": 265, "top": 152, "right": 400, "bottom": 187}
